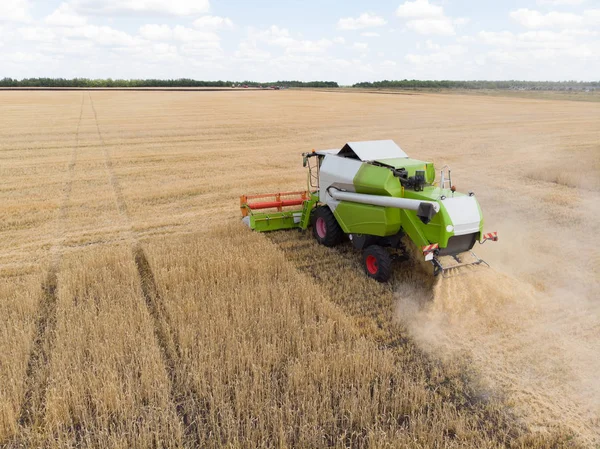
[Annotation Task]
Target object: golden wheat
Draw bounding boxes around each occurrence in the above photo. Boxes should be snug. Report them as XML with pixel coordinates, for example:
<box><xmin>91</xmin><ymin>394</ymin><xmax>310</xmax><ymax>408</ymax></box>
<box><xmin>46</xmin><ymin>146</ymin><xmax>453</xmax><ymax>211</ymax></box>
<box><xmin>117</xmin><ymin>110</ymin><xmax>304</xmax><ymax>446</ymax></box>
<box><xmin>0</xmin><ymin>89</ymin><xmax>598</xmax><ymax>447</ymax></box>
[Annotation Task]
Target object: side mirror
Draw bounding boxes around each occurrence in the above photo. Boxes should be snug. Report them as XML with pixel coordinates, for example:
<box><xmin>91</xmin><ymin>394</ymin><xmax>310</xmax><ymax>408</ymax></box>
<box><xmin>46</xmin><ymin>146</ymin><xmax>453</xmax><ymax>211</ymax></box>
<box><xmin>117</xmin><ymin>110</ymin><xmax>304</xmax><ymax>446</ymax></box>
<box><xmin>303</xmin><ymin>155</ymin><xmax>308</xmax><ymax>167</ymax></box>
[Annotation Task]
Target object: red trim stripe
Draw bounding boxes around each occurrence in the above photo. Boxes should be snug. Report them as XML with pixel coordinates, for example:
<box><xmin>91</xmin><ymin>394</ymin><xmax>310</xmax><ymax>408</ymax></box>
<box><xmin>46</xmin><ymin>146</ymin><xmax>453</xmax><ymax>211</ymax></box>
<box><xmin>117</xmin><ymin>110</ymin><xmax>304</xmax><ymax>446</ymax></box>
<box><xmin>482</xmin><ymin>231</ymin><xmax>498</xmax><ymax>241</ymax></box>
<box><xmin>422</xmin><ymin>243</ymin><xmax>439</xmax><ymax>253</ymax></box>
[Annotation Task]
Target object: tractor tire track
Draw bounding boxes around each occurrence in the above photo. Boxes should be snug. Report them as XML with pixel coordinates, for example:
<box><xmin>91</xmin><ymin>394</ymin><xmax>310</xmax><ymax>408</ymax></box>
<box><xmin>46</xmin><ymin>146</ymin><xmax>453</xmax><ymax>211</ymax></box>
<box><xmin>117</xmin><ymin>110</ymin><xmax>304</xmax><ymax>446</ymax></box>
<box><xmin>18</xmin><ymin>94</ymin><xmax>85</xmax><ymax>429</ymax></box>
<box><xmin>88</xmin><ymin>93</ymin><xmax>201</xmax><ymax>447</ymax></box>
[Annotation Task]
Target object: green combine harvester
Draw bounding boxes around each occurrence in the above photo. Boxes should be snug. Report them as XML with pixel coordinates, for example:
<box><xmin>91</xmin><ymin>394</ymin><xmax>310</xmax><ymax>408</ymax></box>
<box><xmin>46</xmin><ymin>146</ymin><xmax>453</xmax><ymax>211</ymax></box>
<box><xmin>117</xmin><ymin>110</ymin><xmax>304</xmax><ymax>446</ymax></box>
<box><xmin>240</xmin><ymin>140</ymin><xmax>497</xmax><ymax>281</ymax></box>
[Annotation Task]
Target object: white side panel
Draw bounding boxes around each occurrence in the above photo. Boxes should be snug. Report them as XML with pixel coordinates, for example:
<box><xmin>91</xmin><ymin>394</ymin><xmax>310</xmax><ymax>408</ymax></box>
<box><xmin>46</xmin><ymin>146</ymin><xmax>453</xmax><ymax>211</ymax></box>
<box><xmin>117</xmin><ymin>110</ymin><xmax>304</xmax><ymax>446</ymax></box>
<box><xmin>319</xmin><ymin>155</ymin><xmax>362</xmax><ymax>211</ymax></box>
<box><xmin>442</xmin><ymin>196</ymin><xmax>481</xmax><ymax>235</ymax></box>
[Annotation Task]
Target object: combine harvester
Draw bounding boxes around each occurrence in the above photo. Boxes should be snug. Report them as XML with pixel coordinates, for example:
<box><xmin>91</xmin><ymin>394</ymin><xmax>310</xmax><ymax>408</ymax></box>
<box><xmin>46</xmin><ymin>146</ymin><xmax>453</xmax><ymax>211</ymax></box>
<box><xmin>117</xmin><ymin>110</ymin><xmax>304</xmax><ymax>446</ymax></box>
<box><xmin>240</xmin><ymin>140</ymin><xmax>497</xmax><ymax>281</ymax></box>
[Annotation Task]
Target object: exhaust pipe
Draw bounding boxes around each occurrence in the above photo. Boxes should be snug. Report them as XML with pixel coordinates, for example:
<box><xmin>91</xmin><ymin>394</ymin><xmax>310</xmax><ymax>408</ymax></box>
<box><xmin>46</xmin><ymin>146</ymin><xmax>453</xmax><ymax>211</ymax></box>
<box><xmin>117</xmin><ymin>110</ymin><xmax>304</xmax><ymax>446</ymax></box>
<box><xmin>328</xmin><ymin>187</ymin><xmax>439</xmax><ymax>223</ymax></box>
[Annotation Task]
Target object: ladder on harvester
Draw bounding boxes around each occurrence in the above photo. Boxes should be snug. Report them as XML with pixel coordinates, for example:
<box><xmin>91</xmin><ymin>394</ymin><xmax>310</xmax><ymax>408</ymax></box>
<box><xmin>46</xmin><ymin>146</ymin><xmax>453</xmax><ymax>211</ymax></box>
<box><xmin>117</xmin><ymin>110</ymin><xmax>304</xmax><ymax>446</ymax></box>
<box><xmin>299</xmin><ymin>192</ymin><xmax>318</xmax><ymax>230</ymax></box>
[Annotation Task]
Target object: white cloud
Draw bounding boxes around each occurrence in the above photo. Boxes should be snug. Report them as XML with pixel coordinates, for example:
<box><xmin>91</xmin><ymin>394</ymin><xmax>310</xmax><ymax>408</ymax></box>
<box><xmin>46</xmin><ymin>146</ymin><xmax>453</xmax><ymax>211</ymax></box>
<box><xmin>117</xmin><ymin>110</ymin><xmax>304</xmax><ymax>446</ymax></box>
<box><xmin>457</xmin><ymin>35</ymin><xmax>474</xmax><ymax>43</ymax></box>
<box><xmin>396</xmin><ymin>0</ymin><xmax>444</xmax><ymax>18</ymax></box>
<box><xmin>62</xmin><ymin>25</ymin><xmax>141</xmax><ymax>47</ymax></box>
<box><xmin>585</xmin><ymin>9</ymin><xmax>600</xmax><ymax>25</ymax></box>
<box><xmin>254</xmin><ymin>25</ymin><xmax>294</xmax><ymax>47</ymax></box>
<box><xmin>510</xmin><ymin>8</ymin><xmax>583</xmax><ymax>28</ymax></box>
<box><xmin>536</xmin><ymin>0</ymin><xmax>586</xmax><ymax>5</ymax></box>
<box><xmin>4</xmin><ymin>51</ymin><xmax>45</xmax><ymax>63</ymax></box>
<box><xmin>45</xmin><ymin>3</ymin><xmax>88</xmax><ymax>27</ymax></box>
<box><xmin>138</xmin><ymin>24</ymin><xmax>220</xmax><ymax>45</ymax></box>
<box><xmin>406</xmin><ymin>18</ymin><xmax>455</xmax><ymax>35</ymax></box>
<box><xmin>1</xmin><ymin>0</ymin><xmax>598</xmax><ymax>83</ymax></box>
<box><xmin>139</xmin><ymin>24</ymin><xmax>172</xmax><ymax>40</ymax></box>
<box><xmin>172</xmin><ymin>25</ymin><xmax>219</xmax><ymax>44</ymax></box>
<box><xmin>0</xmin><ymin>0</ymin><xmax>31</xmax><ymax>22</ymax></box>
<box><xmin>406</xmin><ymin>44</ymin><xmax>466</xmax><ymax>65</ymax></box>
<box><xmin>71</xmin><ymin>0</ymin><xmax>210</xmax><ymax>16</ymax></box>
<box><xmin>249</xmin><ymin>25</ymin><xmax>331</xmax><ymax>54</ymax></box>
<box><xmin>180</xmin><ymin>41</ymin><xmax>222</xmax><ymax>59</ymax></box>
<box><xmin>475</xmin><ymin>26</ymin><xmax>600</xmax><ymax>79</ymax></box>
<box><xmin>396</xmin><ymin>0</ymin><xmax>456</xmax><ymax>35</ymax></box>
<box><xmin>234</xmin><ymin>41</ymin><xmax>271</xmax><ymax>61</ymax></box>
<box><xmin>18</xmin><ymin>26</ymin><xmax>56</xmax><ymax>41</ymax></box>
<box><xmin>479</xmin><ymin>31</ymin><xmax>515</xmax><ymax>47</ymax></box>
<box><xmin>287</xmin><ymin>39</ymin><xmax>332</xmax><ymax>54</ymax></box>
<box><xmin>337</xmin><ymin>12</ymin><xmax>387</xmax><ymax>30</ymax></box>
<box><xmin>424</xmin><ymin>39</ymin><xmax>440</xmax><ymax>50</ymax></box>
<box><xmin>193</xmin><ymin>16</ymin><xmax>234</xmax><ymax>30</ymax></box>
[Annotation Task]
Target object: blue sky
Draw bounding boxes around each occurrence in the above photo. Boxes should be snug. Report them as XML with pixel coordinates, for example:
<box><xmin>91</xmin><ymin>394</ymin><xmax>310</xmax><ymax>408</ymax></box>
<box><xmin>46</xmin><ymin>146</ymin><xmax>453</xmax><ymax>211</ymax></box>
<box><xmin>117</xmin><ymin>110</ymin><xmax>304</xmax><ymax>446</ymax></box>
<box><xmin>1</xmin><ymin>0</ymin><xmax>598</xmax><ymax>83</ymax></box>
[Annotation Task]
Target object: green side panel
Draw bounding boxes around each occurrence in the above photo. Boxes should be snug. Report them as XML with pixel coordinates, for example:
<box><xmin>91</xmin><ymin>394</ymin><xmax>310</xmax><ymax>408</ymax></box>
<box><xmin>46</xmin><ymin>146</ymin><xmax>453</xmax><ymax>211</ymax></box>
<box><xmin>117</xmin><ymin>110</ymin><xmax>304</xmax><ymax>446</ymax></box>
<box><xmin>352</xmin><ymin>164</ymin><xmax>403</xmax><ymax>196</ymax></box>
<box><xmin>402</xmin><ymin>187</ymin><xmax>455</xmax><ymax>248</ymax></box>
<box><xmin>333</xmin><ymin>202</ymin><xmax>401</xmax><ymax>236</ymax></box>
<box><xmin>398</xmin><ymin>209</ymin><xmax>429</xmax><ymax>247</ymax></box>
<box><xmin>425</xmin><ymin>163</ymin><xmax>435</xmax><ymax>184</ymax></box>
<box><xmin>249</xmin><ymin>210</ymin><xmax>303</xmax><ymax>232</ymax></box>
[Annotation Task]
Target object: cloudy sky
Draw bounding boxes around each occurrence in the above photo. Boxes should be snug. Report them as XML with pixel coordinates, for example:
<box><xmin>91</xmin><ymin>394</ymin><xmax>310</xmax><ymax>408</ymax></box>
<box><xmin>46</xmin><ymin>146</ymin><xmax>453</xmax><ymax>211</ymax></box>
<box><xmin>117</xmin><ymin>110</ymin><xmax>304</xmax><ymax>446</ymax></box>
<box><xmin>1</xmin><ymin>0</ymin><xmax>598</xmax><ymax>84</ymax></box>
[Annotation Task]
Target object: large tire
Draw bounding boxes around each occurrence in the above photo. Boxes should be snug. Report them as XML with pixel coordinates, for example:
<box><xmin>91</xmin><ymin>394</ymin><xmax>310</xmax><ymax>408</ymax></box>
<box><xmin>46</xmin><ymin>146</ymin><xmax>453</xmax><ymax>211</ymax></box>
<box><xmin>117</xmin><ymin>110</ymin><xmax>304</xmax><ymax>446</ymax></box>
<box><xmin>363</xmin><ymin>245</ymin><xmax>392</xmax><ymax>282</ymax></box>
<box><xmin>312</xmin><ymin>206</ymin><xmax>343</xmax><ymax>247</ymax></box>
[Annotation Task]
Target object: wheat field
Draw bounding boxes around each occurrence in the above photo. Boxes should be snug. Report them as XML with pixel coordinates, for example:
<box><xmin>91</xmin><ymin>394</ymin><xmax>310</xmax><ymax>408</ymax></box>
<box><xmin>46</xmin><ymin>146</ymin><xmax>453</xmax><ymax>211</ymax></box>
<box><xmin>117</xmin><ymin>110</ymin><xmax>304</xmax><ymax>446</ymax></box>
<box><xmin>0</xmin><ymin>89</ymin><xmax>598</xmax><ymax>448</ymax></box>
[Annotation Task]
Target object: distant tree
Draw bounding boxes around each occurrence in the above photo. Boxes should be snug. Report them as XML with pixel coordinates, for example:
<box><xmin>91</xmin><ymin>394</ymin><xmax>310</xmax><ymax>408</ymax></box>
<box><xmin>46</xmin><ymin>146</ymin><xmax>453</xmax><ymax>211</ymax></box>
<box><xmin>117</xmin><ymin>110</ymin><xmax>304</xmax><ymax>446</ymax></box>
<box><xmin>350</xmin><ymin>79</ymin><xmax>599</xmax><ymax>91</ymax></box>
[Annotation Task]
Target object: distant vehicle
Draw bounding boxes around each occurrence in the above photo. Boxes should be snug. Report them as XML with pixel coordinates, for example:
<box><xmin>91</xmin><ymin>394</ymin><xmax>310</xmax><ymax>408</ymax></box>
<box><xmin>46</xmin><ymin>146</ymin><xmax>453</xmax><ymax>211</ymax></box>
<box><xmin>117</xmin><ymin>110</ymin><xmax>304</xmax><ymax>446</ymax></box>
<box><xmin>242</xmin><ymin>84</ymin><xmax>248</xmax><ymax>88</ymax></box>
<box><xmin>270</xmin><ymin>86</ymin><xmax>280</xmax><ymax>90</ymax></box>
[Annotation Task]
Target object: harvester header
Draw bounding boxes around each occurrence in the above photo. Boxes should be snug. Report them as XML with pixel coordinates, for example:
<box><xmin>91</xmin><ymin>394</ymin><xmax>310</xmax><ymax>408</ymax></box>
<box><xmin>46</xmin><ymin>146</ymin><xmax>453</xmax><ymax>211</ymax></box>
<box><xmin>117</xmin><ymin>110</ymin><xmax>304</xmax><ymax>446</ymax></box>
<box><xmin>240</xmin><ymin>140</ymin><xmax>497</xmax><ymax>281</ymax></box>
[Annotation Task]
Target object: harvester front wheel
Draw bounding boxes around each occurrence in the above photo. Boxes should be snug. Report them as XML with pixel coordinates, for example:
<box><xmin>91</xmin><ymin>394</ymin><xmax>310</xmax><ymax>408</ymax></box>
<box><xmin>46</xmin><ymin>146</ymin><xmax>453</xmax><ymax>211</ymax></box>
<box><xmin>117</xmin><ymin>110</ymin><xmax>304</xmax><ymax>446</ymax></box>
<box><xmin>363</xmin><ymin>245</ymin><xmax>392</xmax><ymax>282</ymax></box>
<box><xmin>312</xmin><ymin>206</ymin><xmax>343</xmax><ymax>247</ymax></box>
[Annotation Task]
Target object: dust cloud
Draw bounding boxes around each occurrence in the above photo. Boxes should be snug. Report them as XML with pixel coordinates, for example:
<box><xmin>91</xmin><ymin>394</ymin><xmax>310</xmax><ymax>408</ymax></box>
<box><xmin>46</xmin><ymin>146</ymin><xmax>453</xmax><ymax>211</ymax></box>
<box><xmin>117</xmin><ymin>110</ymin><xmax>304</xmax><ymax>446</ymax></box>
<box><xmin>395</xmin><ymin>190</ymin><xmax>600</xmax><ymax>445</ymax></box>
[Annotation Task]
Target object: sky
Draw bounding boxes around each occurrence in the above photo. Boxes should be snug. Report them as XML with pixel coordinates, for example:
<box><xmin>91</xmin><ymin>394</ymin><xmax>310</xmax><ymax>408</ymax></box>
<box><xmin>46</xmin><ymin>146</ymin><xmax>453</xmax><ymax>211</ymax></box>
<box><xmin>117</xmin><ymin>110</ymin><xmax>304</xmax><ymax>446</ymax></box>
<box><xmin>0</xmin><ymin>0</ymin><xmax>599</xmax><ymax>84</ymax></box>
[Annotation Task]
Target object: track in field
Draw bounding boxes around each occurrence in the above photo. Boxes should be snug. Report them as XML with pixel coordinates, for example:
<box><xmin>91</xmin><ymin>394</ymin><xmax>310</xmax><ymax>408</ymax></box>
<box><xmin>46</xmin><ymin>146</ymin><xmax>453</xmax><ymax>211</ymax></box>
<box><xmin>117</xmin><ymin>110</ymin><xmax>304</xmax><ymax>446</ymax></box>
<box><xmin>18</xmin><ymin>94</ymin><xmax>85</xmax><ymax>430</ymax></box>
<box><xmin>88</xmin><ymin>93</ymin><xmax>202</xmax><ymax>446</ymax></box>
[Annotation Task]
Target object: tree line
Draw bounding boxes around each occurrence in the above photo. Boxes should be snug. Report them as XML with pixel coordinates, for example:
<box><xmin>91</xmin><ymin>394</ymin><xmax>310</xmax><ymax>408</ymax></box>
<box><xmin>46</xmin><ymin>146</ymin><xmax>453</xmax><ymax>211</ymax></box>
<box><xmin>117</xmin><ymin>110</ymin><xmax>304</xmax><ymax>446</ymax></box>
<box><xmin>0</xmin><ymin>78</ymin><xmax>339</xmax><ymax>88</ymax></box>
<box><xmin>351</xmin><ymin>79</ymin><xmax>599</xmax><ymax>90</ymax></box>
<box><xmin>2</xmin><ymin>78</ymin><xmax>597</xmax><ymax>90</ymax></box>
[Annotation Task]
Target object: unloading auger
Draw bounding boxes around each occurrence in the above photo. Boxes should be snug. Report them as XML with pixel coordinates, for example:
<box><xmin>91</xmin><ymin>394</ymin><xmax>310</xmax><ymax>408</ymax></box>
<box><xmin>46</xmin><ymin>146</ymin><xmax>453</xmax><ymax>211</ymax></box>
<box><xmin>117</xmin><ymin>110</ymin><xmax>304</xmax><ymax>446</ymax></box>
<box><xmin>240</xmin><ymin>140</ymin><xmax>497</xmax><ymax>281</ymax></box>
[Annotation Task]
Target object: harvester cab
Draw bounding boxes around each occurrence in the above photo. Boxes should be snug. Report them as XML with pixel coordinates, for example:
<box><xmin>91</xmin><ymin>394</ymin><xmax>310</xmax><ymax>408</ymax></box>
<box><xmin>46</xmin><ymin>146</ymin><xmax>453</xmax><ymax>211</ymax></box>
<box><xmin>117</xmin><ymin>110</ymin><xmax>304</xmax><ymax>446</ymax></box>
<box><xmin>240</xmin><ymin>140</ymin><xmax>497</xmax><ymax>281</ymax></box>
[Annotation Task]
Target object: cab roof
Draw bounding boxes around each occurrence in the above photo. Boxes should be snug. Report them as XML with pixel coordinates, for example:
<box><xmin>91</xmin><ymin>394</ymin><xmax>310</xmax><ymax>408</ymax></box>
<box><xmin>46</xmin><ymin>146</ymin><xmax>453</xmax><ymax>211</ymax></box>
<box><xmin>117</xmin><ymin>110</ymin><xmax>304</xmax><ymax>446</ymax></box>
<box><xmin>315</xmin><ymin>140</ymin><xmax>408</xmax><ymax>161</ymax></box>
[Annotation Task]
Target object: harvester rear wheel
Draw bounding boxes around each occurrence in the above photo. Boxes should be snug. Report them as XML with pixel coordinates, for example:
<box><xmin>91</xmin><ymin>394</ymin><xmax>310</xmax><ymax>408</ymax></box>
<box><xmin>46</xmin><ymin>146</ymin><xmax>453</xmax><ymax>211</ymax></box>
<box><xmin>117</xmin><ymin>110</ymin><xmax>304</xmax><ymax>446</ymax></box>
<box><xmin>363</xmin><ymin>245</ymin><xmax>392</xmax><ymax>282</ymax></box>
<box><xmin>312</xmin><ymin>206</ymin><xmax>343</xmax><ymax>247</ymax></box>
